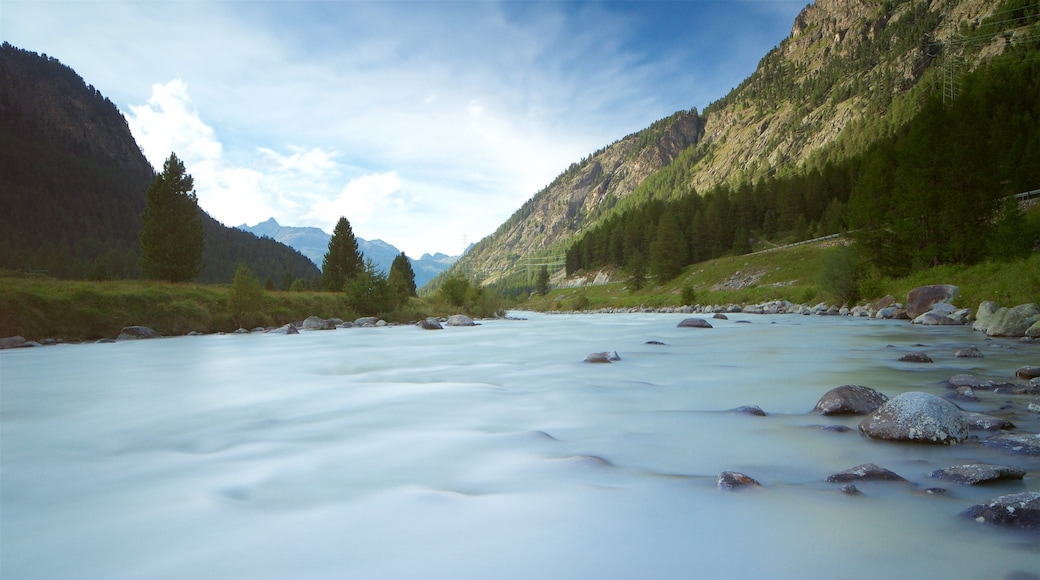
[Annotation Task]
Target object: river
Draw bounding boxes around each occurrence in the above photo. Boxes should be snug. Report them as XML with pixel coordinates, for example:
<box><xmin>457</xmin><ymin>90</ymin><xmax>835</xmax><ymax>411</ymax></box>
<box><xmin>2</xmin><ymin>312</ymin><xmax>1037</xmax><ymax>579</ymax></box>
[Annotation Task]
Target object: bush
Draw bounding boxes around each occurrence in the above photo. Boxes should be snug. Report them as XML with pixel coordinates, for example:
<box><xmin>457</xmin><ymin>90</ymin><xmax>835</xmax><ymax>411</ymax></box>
<box><xmin>818</xmin><ymin>245</ymin><xmax>862</xmax><ymax>305</ymax></box>
<box><xmin>680</xmin><ymin>283</ymin><xmax>697</xmax><ymax>306</ymax></box>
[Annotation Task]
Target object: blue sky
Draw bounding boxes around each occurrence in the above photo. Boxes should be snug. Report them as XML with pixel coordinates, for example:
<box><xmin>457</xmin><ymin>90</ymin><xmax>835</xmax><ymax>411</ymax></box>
<box><xmin>4</xmin><ymin>1</ymin><xmax>806</xmax><ymax>257</ymax></box>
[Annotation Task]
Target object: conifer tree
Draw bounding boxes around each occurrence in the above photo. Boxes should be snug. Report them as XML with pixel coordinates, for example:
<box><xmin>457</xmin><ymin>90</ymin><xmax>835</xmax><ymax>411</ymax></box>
<box><xmin>535</xmin><ymin>265</ymin><xmax>550</xmax><ymax>296</ymax></box>
<box><xmin>139</xmin><ymin>153</ymin><xmax>204</xmax><ymax>282</ymax></box>
<box><xmin>649</xmin><ymin>214</ymin><xmax>684</xmax><ymax>282</ymax></box>
<box><xmin>321</xmin><ymin>216</ymin><xmax>363</xmax><ymax>291</ymax></box>
<box><xmin>388</xmin><ymin>252</ymin><xmax>417</xmax><ymax>302</ymax></box>
<box><xmin>228</xmin><ymin>262</ymin><xmax>263</xmax><ymax>326</ymax></box>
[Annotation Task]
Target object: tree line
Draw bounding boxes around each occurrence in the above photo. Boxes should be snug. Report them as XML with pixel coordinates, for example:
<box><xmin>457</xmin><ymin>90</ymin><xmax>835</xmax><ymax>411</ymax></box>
<box><xmin>566</xmin><ymin>46</ymin><xmax>1040</xmax><ymax>285</ymax></box>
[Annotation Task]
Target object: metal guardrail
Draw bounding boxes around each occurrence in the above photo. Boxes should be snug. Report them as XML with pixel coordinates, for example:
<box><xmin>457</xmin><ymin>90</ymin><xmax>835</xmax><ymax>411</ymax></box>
<box><xmin>1013</xmin><ymin>188</ymin><xmax>1040</xmax><ymax>201</ymax></box>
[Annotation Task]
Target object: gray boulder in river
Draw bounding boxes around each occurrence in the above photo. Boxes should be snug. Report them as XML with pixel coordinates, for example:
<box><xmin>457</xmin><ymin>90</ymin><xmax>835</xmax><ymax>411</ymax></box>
<box><xmin>445</xmin><ymin>314</ymin><xmax>476</xmax><ymax>326</ymax></box>
<box><xmin>117</xmin><ymin>326</ymin><xmax>161</xmax><ymax>340</ymax></box>
<box><xmin>858</xmin><ymin>392</ymin><xmax>968</xmax><ymax>444</ymax></box>
<box><xmin>677</xmin><ymin>318</ymin><xmax>713</xmax><ymax>328</ymax></box>
<box><xmin>825</xmin><ymin>463</ymin><xmax>906</xmax><ymax>483</ymax></box>
<box><xmin>929</xmin><ymin>464</ymin><xmax>1026</xmax><ymax>485</ymax></box>
<box><xmin>960</xmin><ymin>492</ymin><xmax>1040</xmax><ymax>530</ymax></box>
<box><xmin>813</xmin><ymin>385</ymin><xmax>889</xmax><ymax>415</ymax></box>
<box><xmin>717</xmin><ymin>471</ymin><xmax>761</xmax><ymax>490</ymax></box>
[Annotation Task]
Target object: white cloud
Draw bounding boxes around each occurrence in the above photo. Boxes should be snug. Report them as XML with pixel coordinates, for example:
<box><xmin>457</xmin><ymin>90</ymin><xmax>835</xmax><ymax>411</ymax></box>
<box><xmin>302</xmin><ymin>172</ymin><xmax>408</xmax><ymax>233</ymax></box>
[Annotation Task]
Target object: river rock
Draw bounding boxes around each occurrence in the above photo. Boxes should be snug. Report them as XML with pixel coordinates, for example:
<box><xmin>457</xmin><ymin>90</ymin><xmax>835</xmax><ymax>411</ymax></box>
<box><xmin>962</xmin><ymin>411</ymin><xmax>1014</xmax><ymax>431</ymax></box>
<box><xmin>117</xmin><ymin>326</ymin><xmax>161</xmax><ymax>340</ymax></box>
<box><xmin>981</xmin><ymin>432</ymin><xmax>1040</xmax><ymax>456</ymax></box>
<box><xmin>875</xmin><ymin>306</ymin><xmax>903</xmax><ymax>320</ymax></box>
<box><xmin>946</xmin><ymin>387</ymin><xmax>979</xmax><ymax>403</ymax></box>
<box><xmin>265</xmin><ymin>324</ymin><xmax>299</xmax><ymax>335</ymax></box>
<box><xmin>584</xmin><ymin>351</ymin><xmax>620</xmax><ymax>363</ymax></box>
<box><xmin>974</xmin><ymin>302</ymin><xmax>1040</xmax><ymax>337</ymax></box>
<box><xmin>418</xmin><ymin>318</ymin><xmax>443</xmax><ymax>330</ymax></box>
<box><xmin>1017</xmin><ymin>366</ymin><xmax>1040</xmax><ymax>380</ymax></box>
<box><xmin>354</xmin><ymin>316</ymin><xmax>379</xmax><ymax>327</ymax></box>
<box><xmin>0</xmin><ymin>336</ymin><xmax>28</xmax><ymax>349</ymax></box>
<box><xmin>912</xmin><ymin>311</ymin><xmax>964</xmax><ymax>326</ymax></box>
<box><xmin>445</xmin><ymin>314</ymin><xmax>476</xmax><ymax>326</ymax></box>
<box><xmin>825</xmin><ymin>463</ymin><xmax>907</xmax><ymax>483</ymax></box>
<box><xmin>953</xmin><ymin>345</ymin><xmax>983</xmax><ymax>358</ymax></box>
<box><xmin>813</xmin><ymin>385</ymin><xmax>889</xmax><ymax>415</ymax></box>
<box><xmin>302</xmin><ymin>316</ymin><xmax>337</xmax><ymax>330</ymax></box>
<box><xmin>960</xmin><ymin>492</ymin><xmax>1040</xmax><ymax>530</ymax></box>
<box><xmin>732</xmin><ymin>405</ymin><xmax>766</xmax><ymax>416</ymax></box>
<box><xmin>713</xmin><ymin>313</ymin><xmax>729</xmax><ymax>320</ymax></box>
<box><xmin>929</xmin><ymin>464</ymin><xmax>1026</xmax><ymax>485</ymax></box>
<box><xmin>898</xmin><ymin>352</ymin><xmax>933</xmax><ymax>363</ymax></box>
<box><xmin>717</xmin><ymin>471</ymin><xmax>761</xmax><ymax>490</ymax></box>
<box><xmin>906</xmin><ymin>284</ymin><xmax>958</xmax><ymax>319</ymax></box>
<box><xmin>858</xmin><ymin>392</ymin><xmax>969</xmax><ymax>444</ymax></box>
<box><xmin>677</xmin><ymin>317</ymin><xmax>713</xmax><ymax>328</ymax></box>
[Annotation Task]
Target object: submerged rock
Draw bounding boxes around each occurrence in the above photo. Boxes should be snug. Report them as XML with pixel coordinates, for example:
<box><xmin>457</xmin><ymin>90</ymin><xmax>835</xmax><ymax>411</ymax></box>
<box><xmin>981</xmin><ymin>432</ymin><xmax>1040</xmax><ymax>456</ymax></box>
<box><xmin>677</xmin><ymin>317</ymin><xmax>713</xmax><ymax>328</ymax></box>
<box><xmin>584</xmin><ymin>351</ymin><xmax>620</xmax><ymax>363</ymax></box>
<box><xmin>813</xmin><ymin>385</ymin><xmax>889</xmax><ymax>415</ymax></box>
<box><xmin>264</xmin><ymin>324</ymin><xmax>299</xmax><ymax>335</ymax></box>
<box><xmin>961</xmin><ymin>411</ymin><xmax>1014</xmax><ymax>431</ymax></box>
<box><xmin>960</xmin><ymin>492</ymin><xmax>1040</xmax><ymax>530</ymax></box>
<box><xmin>825</xmin><ymin>463</ymin><xmax>906</xmax><ymax>483</ymax></box>
<box><xmin>899</xmin><ymin>352</ymin><xmax>933</xmax><ymax>363</ymax></box>
<box><xmin>929</xmin><ymin>464</ymin><xmax>1026</xmax><ymax>485</ymax></box>
<box><xmin>717</xmin><ymin>471</ymin><xmax>761</xmax><ymax>490</ymax></box>
<box><xmin>117</xmin><ymin>326</ymin><xmax>161</xmax><ymax>340</ymax></box>
<box><xmin>858</xmin><ymin>392</ymin><xmax>968</xmax><ymax>444</ymax></box>
<box><xmin>732</xmin><ymin>405</ymin><xmax>766</xmax><ymax>416</ymax></box>
<box><xmin>954</xmin><ymin>345</ymin><xmax>984</xmax><ymax>358</ymax></box>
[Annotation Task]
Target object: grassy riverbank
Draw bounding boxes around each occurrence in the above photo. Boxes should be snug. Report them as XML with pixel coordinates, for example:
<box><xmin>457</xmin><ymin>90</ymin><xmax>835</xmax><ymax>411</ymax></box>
<box><xmin>523</xmin><ymin>246</ymin><xmax>1040</xmax><ymax>313</ymax></box>
<box><xmin>2</xmin><ymin>245</ymin><xmax>1038</xmax><ymax>342</ymax></box>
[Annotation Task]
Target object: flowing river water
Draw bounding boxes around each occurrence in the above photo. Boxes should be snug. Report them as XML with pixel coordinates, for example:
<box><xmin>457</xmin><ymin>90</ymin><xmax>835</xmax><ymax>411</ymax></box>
<box><xmin>2</xmin><ymin>312</ymin><xmax>1038</xmax><ymax>579</ymax></box>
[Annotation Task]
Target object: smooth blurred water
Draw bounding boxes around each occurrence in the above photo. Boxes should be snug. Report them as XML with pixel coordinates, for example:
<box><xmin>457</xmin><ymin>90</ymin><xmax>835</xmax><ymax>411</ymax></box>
<box><xmin>2</xmin><ymin>312</ymin><xmax>1038</xmax><ymax>579</ymax></box>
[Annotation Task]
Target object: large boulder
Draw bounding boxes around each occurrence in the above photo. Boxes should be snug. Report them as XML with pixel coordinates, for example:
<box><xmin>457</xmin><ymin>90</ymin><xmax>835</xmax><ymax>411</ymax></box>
<box><xmin>973</xmin><ymin>302</ymin><xmax>1040</xmax><ymax>337</ymax></box>
<box><xmin>117</xmin><ymin>326</ymin><xmax>161</xmax><ymax>340</ymax></box>
<box><xmin>445</xmin><ymin>314</ymin><xmax>476</xmax><ymax>327</ymax></box>
<box><xmin>813</xmin><ymin>385</ymin><xmax>889</xmax><ymax>415</ymax></box>
<box><xmin>960</xmin><ymin>492</ymin><xmax>1040</xmax><ymax>530</ymax></box>
<box><xmin>354</xmin><ymin>316</ymin><xmax>379</xmax><ymax>327</ymax></box>
<box><xmin>858</xmin><ymin>392</ymin><xmax>969</xmax><ymax>444</ymax></box>
<box><xmin>584</xmin><ymin>351</ymin><xmax>620</xmax><ymax>363</ymax></box>
<box><xmin>906</xmin><ymin>284</ymin><xmax>958</xmax><ymax>319</ymax></box>
<box><xmin>677</xmin><ymin>317</ymin><xmax>713</xmax><ymax>328</ymax></box>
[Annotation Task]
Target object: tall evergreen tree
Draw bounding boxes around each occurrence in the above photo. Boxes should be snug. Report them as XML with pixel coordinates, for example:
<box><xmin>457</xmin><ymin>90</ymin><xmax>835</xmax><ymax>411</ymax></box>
<box><xmin>649</xmin><ymin>214</ymin><xmax>684</xmax><ymax>282</ymax></box>
<box><xmin>139</xmin><ymin>153</ymin><xmax>204</xmax><ymax>282</ymax></box>
<box><xmin>387</xmin><ymin>252</ymin><xmax>417</xmax><ymax>302</ymax></box>
<box><xmin>535</xmin><ymin>265</ymin><xmax>550</xmax><ymax>296</ymax></box>
<box><xmin>321</xmin><ymin>216</ymin><xmax>363</xmax><ymax>291</ymax></box>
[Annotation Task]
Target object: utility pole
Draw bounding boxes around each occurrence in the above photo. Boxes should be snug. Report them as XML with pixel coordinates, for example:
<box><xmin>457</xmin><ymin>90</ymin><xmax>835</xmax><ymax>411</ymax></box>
<box><xmin>942</xmin><ymin>31</ymin><xmax>962</xmax><ymax>105</ymax></box>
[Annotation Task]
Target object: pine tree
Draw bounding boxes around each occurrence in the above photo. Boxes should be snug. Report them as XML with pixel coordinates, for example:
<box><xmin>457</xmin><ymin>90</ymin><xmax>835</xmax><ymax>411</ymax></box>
<box><xmin>321</xmin><ymin>216</ymin><xmax>363</xmax><ymax>291</ymax></box>
<box><xmin>649</xmin><ymin>214</ymin><xmax>684</xmax><ymax>282</ymax></box>
<box><xmin>387</xmin><ymin>252</ymin><xmax>417</xmax><ymax>303</ymax></box>
<box><xmin>535</xmin><ymin>265</ymin><xmax>550</xmax><ymax>296</ymax></box>
<box><xmin>139</xmin><ymin>153</ymin><xmax>204</xmax><ymax>282</ymax></box>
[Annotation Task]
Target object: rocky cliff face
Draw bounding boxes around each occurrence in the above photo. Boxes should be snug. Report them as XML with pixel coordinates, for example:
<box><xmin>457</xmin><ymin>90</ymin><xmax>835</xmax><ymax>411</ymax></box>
<box><xmin>462</xmin><ymin>110</ymin><xmax>702</xmax><ymax>283</ymax></box>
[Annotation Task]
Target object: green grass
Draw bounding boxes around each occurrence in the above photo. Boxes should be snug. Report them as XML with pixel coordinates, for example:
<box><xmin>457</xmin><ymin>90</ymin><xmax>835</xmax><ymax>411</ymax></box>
<box><xmin>523</xmin><ymin>242</ymin><xmax>1040</xmax><ymax>314</ymax></box>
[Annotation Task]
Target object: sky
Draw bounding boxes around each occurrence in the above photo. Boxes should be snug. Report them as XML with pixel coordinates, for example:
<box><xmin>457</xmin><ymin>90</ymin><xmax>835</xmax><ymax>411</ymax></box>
<box><xmin>3</xmin><ymin>0</ymin><xmax>807</xmax><ymax>257</ymax></box>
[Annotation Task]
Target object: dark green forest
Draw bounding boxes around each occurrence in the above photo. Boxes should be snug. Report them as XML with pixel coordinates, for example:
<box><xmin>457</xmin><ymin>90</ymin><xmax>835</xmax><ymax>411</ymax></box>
<box><xmin>565</xmin><ymin>46</ymin><xmax>1040</xmax><ymax>283</ymax></box>
<box><xmin>0</xmin><ymin>43</ymin><xmax>320</xmax><ymax>287</ymax></box>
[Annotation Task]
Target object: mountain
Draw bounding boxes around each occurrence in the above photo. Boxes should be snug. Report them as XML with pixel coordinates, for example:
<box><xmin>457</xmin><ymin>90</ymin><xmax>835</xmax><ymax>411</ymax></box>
<box><xmin>0</xmin><ymin>43</ymin><xmax>319</xmax><ymax>286</ymax></box>
<box><xmin>237</xmin><ymin>218</ymin><xmax>459</xmax><ymax>288</ymax></box>
<box><xmin>450</xmin><ymin>0</ymin><xmax>1028</xmax><ymax>290</ymax></box>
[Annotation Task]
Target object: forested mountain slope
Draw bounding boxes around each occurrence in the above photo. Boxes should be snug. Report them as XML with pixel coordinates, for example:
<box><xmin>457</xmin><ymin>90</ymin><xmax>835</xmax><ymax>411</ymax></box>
<box><xmin>450</xmin><ymin>0</ymin><xmax>1035</xmax><ymax>293</ymax></box>
<box><xmin>0</xmin><ymin>43</ymin><xmax>319</xmax><ymax>286</ymax></box>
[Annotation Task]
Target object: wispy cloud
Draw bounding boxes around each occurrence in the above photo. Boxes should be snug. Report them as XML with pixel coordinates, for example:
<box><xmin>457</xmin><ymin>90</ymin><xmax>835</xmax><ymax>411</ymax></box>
<box><xmin>4</xmin><ymin>0</ymin><xmax>805</xmax><ymax>256</ymax></box>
